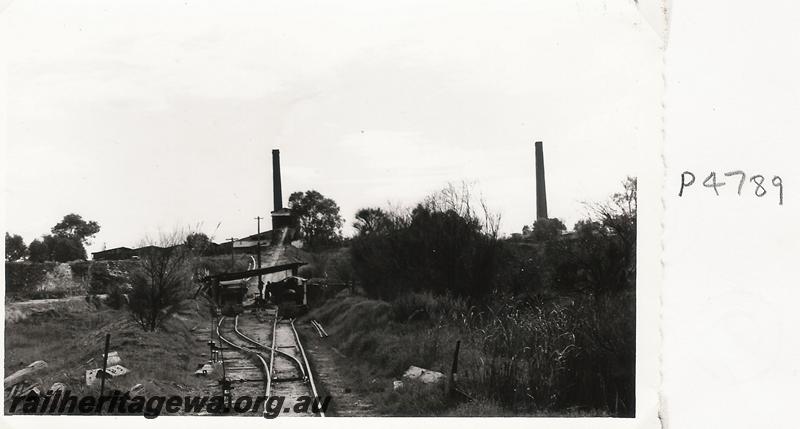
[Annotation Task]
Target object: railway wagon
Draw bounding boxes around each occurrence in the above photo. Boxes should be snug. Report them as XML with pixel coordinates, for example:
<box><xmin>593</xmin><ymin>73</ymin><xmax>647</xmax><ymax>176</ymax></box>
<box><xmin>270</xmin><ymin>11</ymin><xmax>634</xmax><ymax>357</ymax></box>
<box><xmin>268</xmin><ymin>276</ymin><xmax>306</xmax><ymax>304</ymax></box>
<box><xmin>268</xmin><ymin>275</ymin><xmax>308</xmax><ymax>316</ymax></box>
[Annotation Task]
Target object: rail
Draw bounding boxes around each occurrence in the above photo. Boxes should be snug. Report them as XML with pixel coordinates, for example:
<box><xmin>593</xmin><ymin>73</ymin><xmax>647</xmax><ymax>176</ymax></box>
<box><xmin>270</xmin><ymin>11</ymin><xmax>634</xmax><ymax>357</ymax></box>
<box><xmin>215</xmin><ymin>317</ymin><xmax>271</xmax><ymax>416</ymax></box>
<box><xmin>233</xmin><ymin>315</ymin><xmax>306</xmax><ymax>379</ymax></box>
<box><xmin>216</xmin><ymin>312</ymin><xmax>325</xmax><ymax>417</ymax></box>
<box><xmin>291</xmin><ymin>318</ymin><xmax>325</xmax><ymax>417</ymax></box>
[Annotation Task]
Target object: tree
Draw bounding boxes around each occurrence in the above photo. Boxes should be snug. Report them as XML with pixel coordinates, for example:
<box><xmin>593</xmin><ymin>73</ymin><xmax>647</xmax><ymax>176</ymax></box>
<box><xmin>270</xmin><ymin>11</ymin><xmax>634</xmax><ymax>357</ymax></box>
<box><xmin>288</xmin><ymin>190</ymin><xmax>344</xmax><ymax>249</ymax></box>
<box><xmin>26</xmin><ymin>214</ymin><xmax>101</xmax><ymax>262</ymax></box>
<box><xmin>530</xmin><ymin>217</ymin><xmax>566</xmax><ymax>241</ymax></box>
<box><xmin>47</xmin><ymin>235</ymin><xmax>87</xmax><ymax>262</ymax></box>
<box><xmin>51</xmin><ymin>213</ymin><xmax>100</xmax><ymax>244</ymax></box>
<box><xmin>128</xmin><ymin>231</ymin><xmax>193</xmax><ymax>331</ymax></box>
<box><xmin>585</xmin><ymin>176</ymin><xmax>637</xmax><ymax>288</ymax></box>
<box><xmin>28</xmin><ymin>238</ymin><xmax>49</xmax><ymax>262</ymax></box>
<box><xmin>184</xmin><ymin>232</ymin><xmax>212</xmax><ymax>255</ymax></box>
<box><xmin>27</xmin><ymin>234</ymin><xmax>87</xmax><ymax>263</ymax></box>
<box><xmin>568</xmin><ymin>219</ymin><xmax>625</xmax><ymax>293</ymax></box>
<box><xmin>353</xmin><ymin>207</ymin><xmax>402</xmax><ymax>236</ymax></box>
<box><xmin>5</xmin><ymin>233</ymin><xmax>28</xmax><ymax>261</ymax></box>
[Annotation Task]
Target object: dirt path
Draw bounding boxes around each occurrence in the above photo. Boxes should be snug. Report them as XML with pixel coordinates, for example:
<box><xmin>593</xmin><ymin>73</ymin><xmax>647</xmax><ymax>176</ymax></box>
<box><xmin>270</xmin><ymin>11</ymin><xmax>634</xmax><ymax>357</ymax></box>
<box><xmin>297</xmin><ymin>323</ymin><xmax>377</xmax><ymax>416</ymax></box>
<box><xmin>5</xmin><ymin>295</ymin><xmax>102</xmax><ymax>323</ymax></box>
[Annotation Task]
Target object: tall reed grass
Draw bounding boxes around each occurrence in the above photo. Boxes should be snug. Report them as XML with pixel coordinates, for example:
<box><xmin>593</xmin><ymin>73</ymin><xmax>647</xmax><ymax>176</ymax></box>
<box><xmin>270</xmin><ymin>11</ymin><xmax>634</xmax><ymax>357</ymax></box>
<box><xmin>308</xmin><ymin>290</ymin><xmax>633</xmax><ymax>416</ymax></box>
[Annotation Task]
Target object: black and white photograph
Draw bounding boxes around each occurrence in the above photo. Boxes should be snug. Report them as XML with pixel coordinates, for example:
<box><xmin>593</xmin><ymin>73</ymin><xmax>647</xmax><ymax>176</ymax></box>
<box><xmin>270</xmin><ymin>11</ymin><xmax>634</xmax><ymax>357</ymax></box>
<box><xmin>1</xmin><ymin>0</ymin><xmax>664</xmax><ymax>424</ymax></box>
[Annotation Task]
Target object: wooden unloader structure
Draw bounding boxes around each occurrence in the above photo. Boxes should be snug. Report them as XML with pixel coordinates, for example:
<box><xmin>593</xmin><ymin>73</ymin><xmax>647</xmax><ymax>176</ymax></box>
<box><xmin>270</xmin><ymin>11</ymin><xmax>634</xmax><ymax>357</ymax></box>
<box><xmin>197</xmin><ymin>261</ymin><xmax>307</xmax><ymax>314</ymax></box>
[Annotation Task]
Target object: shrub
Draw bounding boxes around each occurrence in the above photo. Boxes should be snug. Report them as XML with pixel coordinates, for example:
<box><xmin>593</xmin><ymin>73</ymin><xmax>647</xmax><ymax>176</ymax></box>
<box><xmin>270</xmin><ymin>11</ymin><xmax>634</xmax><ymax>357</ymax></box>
<box><xmin>85</xmin><ymin>262</ymin><xmax>127</xmax><ymax>294</ymax></box>
<box><xmin>351</xmin><ymin>201</ymin><xmax>502</xmax><ymax>300</ymax></box>
<box><xmin>106</xmin><ymin>284</ymin><xmax>128</xmax><ymax>309</ymax></box>
<box><xmin>329</xmin><ymin>254</ymin><xmax>355</xmax><ymax>284</ymax></box>
<box><xmin>299</xmin><ymin>252</ymin><xmax>329</xmax><ymax>279</ymax></box>
<box><xmin>5</xmin><ymin>262</ymin><xmax>55</xmax><ymax>295</ymax></box>
<box><xmin>128</xmin><ymin>235</ymin><xmax>193</xmax><ymax>331</ymax></box>
<box><xmin>69</xmin><ymin>261</ymin><xmax>91</xmax><ymax>286</ymax></box>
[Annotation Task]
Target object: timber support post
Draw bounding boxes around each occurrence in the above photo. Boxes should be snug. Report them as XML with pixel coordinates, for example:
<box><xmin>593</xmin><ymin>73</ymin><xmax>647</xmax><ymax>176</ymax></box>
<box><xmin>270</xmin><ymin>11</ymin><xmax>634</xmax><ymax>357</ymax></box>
<box><xmin>99</xmin><ymin>333</ymin><xmax>111</xmax><ymax>408</ymax></box>
<box><xmin>445</xmin><ymin>340</ymin><xmax>461</xmax><ymax>397</ymax></box>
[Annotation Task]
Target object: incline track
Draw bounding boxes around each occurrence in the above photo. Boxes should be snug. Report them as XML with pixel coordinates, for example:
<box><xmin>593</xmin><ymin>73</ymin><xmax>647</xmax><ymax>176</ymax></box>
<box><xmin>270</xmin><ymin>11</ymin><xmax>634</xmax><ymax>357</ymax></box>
<box><xmin>215</xmin><ymin>309</ymin><xmax>325</xmax><ymax>417</ymax></box>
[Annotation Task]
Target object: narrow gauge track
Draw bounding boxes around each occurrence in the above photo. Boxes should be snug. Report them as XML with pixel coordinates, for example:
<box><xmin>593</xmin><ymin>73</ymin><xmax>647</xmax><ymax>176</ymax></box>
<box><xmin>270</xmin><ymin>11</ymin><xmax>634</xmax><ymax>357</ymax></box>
<box><xmin>216</xmin><ymin>311</ymin><xmax>325</xmax><ymax>417</ymax></box>
<box><xmin>215</xmin><ymin>316</ymin><xmax>271</xmax><ymax>416</ymax></box>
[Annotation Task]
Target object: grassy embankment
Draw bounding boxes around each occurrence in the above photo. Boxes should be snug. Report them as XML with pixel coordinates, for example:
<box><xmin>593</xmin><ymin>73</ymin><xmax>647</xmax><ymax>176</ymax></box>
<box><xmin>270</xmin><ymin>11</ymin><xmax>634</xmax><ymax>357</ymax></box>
<box><xmin>305</xmin><ymin>290</ymin><xmax>617</xmax><ymax>417</ymax></box>
<box><xmin>4</xmin><ymin>298</ymin><xmax>213</xmax><ymax>413</ymax></box>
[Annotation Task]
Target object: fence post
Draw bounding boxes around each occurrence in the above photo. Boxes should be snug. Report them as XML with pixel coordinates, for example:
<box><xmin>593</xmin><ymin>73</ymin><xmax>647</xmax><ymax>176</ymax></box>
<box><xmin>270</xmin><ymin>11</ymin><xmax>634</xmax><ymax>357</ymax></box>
<box><xmin>446</xmin><ymin>340</ymin><xmax>461</xmax><ymax>397</ymax></box>
<box><xmin>99</xmin><ymin>333</ymin><xmax>111</xmax><ymax>410</ymax></box>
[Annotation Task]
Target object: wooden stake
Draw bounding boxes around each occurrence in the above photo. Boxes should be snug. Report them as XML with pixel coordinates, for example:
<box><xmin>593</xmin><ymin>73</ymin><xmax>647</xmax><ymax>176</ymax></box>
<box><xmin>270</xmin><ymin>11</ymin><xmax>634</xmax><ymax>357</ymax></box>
<box><xmin>99</xmin><ymin>333</ymin><xmax>111</xmax><ymax>408</ymax></box>
<box><xmin>446</xmin><ymin>340</ymin><xmax>461</xmax><ymax>397</ymax></box>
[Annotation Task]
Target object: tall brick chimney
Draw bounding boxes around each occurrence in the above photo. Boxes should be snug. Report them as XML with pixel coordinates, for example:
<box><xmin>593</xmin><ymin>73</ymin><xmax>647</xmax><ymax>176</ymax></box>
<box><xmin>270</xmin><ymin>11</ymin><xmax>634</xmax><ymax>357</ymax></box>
<box><xmin>272</xmin><ymin>149</ymin><xmax>283</xmax><ymax>211</ymax></box>
<box><xmin>535</xmin><ymin>141</ymin><xmax>548</xmax><ymax>219</ymax></box>
<box><xmin>271</xmin><ymin>149</ymin><xmax>293</xmax><ymax>231</ymax></box>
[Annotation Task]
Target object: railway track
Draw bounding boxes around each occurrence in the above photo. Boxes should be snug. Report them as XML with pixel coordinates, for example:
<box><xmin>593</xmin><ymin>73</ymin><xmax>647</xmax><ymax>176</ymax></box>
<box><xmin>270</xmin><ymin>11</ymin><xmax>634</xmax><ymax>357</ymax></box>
<box><xmin>215</xmin><ymin>309</ymin><xmax>326</xmax><ymax>417</ymax></box>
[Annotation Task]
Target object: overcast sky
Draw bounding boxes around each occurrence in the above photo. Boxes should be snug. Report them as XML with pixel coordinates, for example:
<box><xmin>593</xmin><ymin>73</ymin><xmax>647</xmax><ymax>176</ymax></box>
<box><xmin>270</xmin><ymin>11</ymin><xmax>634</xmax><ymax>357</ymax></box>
<box><xmin>2</xmin><ymin>0</ymin><xmax>663</xmax><ymax>254</ymax></box>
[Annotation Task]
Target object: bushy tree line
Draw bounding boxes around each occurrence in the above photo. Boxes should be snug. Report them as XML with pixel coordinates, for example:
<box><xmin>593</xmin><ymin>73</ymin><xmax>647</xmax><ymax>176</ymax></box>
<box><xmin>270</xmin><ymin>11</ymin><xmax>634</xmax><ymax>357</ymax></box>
<box><xmin>347</xmin><ymin>177</ymin><xmax>635</xmax><ymax>301</ymax></box>
<box><xmin>5</xmin><ymin>213</ymin><xmax>100</xmax><ymax>263</ymax></box>
<box><xmin>351</xmin><ymin>183</ymin><xmax>503</xmax><ymax>299</ymax></box>
<box><xmin>518</xmin><ymin>177</ymin><xmax>637</xmax><ymax>297</ymax></box>
<box><xmin>346</xmin><ymin>177</ymin><xmax>637</xmax><ymax>416</ymax></box>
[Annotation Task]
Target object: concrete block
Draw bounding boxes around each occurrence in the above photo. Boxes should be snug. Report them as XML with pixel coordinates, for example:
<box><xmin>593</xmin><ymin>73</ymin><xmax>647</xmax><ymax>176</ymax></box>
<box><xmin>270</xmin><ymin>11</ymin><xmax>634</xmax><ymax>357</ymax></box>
<box><xmin>402</xmin><ymin>365</ymin><xmax>445</xmax><ymax>384</ymax></box>
<box><xmin>194</xmin><ymin>362</ymin><xmax>215</xmax><ymax>376</ymax></box>
<box><xmin>105</xmin><ymin>365</ymin><xmax>129</xmax><ymax>377</ymax></box>
<box><xmin>85</xmin><ymin>364</ymin><xmax>129</xmax><ymax>386</ymax></box>
<box><xmin>105</xmin><ymin>351</ymin><xmax>121</xmax><ymax>366</ymax></box>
